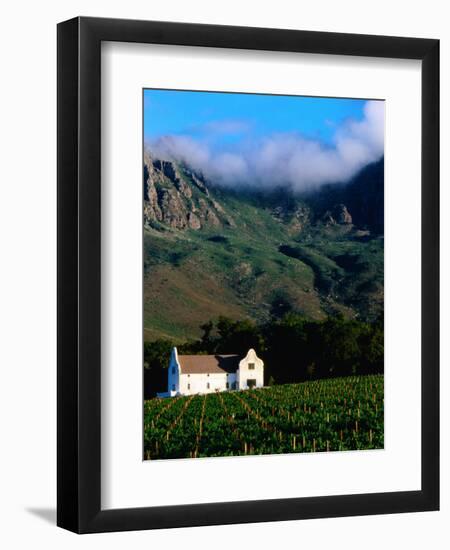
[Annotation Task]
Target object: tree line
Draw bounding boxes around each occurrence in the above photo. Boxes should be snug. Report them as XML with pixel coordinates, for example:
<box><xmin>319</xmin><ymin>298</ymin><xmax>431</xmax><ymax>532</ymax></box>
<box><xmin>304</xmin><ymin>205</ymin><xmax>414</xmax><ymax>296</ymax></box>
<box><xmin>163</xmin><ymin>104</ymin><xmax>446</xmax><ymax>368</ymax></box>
<box><xmin>144</xmin><ymin>313</ymin><xmax>383</xmax><ymax>398</ymax></box>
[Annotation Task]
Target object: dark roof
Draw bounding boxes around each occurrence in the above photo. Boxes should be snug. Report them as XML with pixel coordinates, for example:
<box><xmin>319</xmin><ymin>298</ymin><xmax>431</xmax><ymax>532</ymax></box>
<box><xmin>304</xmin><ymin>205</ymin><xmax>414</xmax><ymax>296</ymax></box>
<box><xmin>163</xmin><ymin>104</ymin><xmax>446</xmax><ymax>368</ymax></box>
<box><xmin>178</xmin><ymin>354</ymin><xmax>240</xmax><ymax>374</ymax></box>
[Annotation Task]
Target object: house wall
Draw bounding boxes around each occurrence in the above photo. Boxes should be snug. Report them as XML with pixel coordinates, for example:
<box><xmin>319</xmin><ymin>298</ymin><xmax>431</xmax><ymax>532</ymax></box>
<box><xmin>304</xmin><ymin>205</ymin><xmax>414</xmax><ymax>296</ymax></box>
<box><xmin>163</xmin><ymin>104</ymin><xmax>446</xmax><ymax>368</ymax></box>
<box><xmin>237</xmin><ymin>349</ymin><xmax>264</xmax><ymax>389</ymax></box>
<box><xmin>167</xmin><ymin>348</ymin><xmax>180</xmax><ymax>397</ymax></box>
<box><xmin>179</xmin><ymin>372</ymin><xmax>237</xmax><ymax>395</ymax></box>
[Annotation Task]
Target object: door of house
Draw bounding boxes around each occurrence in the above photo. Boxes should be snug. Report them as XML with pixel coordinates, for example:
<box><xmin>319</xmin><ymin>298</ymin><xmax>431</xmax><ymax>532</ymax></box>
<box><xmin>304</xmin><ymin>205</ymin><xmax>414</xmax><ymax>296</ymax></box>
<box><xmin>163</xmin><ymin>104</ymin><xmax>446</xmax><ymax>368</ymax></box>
<box><xmin>247</xmin><ymin>379</ymin><xmax>256</xmax><ymax>389</ymax></box>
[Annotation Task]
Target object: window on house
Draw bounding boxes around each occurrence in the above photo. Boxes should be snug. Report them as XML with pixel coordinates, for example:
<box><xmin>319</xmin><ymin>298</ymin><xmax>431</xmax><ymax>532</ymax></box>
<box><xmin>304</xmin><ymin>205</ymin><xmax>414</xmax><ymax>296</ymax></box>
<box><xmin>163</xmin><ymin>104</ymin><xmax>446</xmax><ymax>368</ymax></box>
<box><xmin>172</xmin><ymin>384</ymin><xmax>175</xmax><ymax>391</ymax></box>
<box><xmin>207</xmin><ymin>383</ymin><xmax>210</xmax><ymax>389</ymax></box>
<box><xmin>226</xmin><ymin>382</ymin><xmax>229</xmax><ymax>389</ymax></box>
<box><xmin>247</xmin><ymin>379</ymin><xmax>256</xmax><ymax>389</ymax></box>
<box><xmin>187</xmin><ymin>383</ymin><xmax>190</xmax><ymax>390</ymax></box>
<box><xmin>232</xmin><ymin>382</ymin><xmax>237</xmax><ymax>390</ymax></box>
<box><xmin>171</xmin><ymin>366</ymin><xmax>175</xmax><ymax>374</ymax></box>
<box><xmin>248</xmin><ymin>363</ymin><xmax>255</xmax><ymax>370</ymax></box>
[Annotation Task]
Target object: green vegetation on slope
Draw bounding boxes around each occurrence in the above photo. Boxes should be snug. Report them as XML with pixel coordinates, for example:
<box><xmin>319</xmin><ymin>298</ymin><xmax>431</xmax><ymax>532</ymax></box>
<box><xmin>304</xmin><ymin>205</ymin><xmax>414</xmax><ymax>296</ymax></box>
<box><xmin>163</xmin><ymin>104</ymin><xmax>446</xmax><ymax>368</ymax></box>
<box><xmin>144</xmin><ymin>374</ymin><xmax>384</xmax><ymax>459</ymax></box>
<box><xmin>143</xmin><ymin>156</ymin><xmax>384</xmax><ymax>341</ymax></box>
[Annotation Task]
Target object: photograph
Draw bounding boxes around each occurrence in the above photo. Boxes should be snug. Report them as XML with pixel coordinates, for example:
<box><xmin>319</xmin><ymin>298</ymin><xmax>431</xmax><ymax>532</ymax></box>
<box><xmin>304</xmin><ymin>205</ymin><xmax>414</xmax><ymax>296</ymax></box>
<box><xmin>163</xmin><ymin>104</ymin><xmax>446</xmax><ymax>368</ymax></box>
<box><xmin>143</xmin><ymin>89</ymin><xmax>385</xmax><ymax>460</ymax></box>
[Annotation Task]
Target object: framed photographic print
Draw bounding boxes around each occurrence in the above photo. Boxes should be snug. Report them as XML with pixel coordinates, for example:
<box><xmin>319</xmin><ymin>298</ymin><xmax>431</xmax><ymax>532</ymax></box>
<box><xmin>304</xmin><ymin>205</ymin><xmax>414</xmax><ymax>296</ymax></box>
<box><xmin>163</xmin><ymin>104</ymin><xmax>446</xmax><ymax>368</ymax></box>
<box><xmin>57</xmin><ymin>17</ymin><xmax>439</xmax><ymax>533</ymax></box>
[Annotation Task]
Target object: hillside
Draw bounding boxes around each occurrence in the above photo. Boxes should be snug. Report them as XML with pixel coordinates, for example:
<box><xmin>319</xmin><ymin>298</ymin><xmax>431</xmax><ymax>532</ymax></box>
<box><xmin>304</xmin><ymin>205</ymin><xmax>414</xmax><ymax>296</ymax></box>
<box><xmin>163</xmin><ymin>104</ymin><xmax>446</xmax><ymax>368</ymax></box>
<box><xmin>143</xmin><ymin>152</ymin><xmax>384</xmax><ymax>342</ymax></box>
<box><xmin>144</xmin><ymin>375</ymin><xmax>384</xmax><ymax>459</ymax></box>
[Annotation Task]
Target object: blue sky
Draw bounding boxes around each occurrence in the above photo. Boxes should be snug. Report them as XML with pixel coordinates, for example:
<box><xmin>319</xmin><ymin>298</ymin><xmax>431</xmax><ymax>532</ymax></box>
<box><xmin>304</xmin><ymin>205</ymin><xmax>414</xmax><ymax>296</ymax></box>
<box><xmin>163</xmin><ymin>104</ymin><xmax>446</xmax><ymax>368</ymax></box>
<box><xmin>144</xmin><ymin>89</ymin><xmax>367</xmax><ymax>145</ymax></box>
<box><xmin>143</xmin><ymin>89</ymin><xmax>384</xmax><ymax>191</ymax></box>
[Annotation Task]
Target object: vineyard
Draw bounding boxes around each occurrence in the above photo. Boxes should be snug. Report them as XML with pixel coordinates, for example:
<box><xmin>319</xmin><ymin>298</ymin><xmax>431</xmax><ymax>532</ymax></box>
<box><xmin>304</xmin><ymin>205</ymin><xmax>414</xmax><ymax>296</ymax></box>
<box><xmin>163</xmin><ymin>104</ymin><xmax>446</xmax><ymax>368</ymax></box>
<box><xmin>143</xmin><ymin>375</ymin><xmax>384</xmax><ymax>460</ymax></box>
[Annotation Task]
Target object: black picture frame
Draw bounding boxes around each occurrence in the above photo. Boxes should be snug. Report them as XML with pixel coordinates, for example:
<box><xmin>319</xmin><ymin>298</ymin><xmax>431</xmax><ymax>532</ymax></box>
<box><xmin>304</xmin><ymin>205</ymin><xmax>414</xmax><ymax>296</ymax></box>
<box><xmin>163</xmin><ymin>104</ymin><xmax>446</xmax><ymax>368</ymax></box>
<box><xmin>57</xmin><ymin>16</ymin><xmax>439</xmax><ymax>533</ymax></box>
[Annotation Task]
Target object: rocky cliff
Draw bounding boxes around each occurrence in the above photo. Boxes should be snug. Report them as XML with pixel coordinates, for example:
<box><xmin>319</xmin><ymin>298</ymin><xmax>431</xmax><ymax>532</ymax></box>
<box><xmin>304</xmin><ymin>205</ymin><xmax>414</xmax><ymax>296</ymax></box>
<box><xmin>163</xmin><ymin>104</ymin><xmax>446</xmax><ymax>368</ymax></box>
<box><xmin>307</xmin><ymin>159</ymin><xmax>384</xmax><ymax>234</ymax></box>
<box><xmin>322</xmin><ymin>204</ymin><xmax>353</xmax><ymax>226</ymax></box>
<box><xmin>142</xmin><ymin>152</ymin><xmax>378</xmax><ymax>237</ymax></box>
<box><xmin>144</xmin><ymin>152</ymin><xmax>235</xmax><ymax>231</ymax></box>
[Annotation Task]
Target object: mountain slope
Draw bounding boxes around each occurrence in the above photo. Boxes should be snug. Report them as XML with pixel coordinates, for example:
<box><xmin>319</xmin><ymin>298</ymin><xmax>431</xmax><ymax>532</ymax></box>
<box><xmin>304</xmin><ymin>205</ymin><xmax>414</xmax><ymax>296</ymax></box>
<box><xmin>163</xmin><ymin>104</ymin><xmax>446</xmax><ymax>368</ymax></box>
<box><xmin>306</xmin><ymin>159</ymin><xmax>384</xmax><ymax>233</ymax></box>
<box><xmin>143</xmin><ymin>153</ymin><xmax>384</xmax><ymax>342</ymax></box>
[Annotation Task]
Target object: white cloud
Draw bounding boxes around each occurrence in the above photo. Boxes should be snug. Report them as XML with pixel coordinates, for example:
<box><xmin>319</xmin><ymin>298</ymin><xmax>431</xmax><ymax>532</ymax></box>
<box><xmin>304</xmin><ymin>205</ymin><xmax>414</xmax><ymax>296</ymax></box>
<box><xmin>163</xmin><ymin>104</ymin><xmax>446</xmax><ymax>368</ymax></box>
<box><xmin>148</xmin><ymin>100</ymin><xmax>384</xmax><ymax>192</ymax></box>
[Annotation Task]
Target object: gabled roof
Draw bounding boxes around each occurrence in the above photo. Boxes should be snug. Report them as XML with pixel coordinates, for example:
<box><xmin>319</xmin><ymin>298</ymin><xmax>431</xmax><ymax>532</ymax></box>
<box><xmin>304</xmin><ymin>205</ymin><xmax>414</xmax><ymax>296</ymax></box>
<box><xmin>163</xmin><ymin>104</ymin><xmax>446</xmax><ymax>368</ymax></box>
<box><xmin>177</xmin><ymin>354</ymin><xmax>240</xmax><ymax>374</ymax></box>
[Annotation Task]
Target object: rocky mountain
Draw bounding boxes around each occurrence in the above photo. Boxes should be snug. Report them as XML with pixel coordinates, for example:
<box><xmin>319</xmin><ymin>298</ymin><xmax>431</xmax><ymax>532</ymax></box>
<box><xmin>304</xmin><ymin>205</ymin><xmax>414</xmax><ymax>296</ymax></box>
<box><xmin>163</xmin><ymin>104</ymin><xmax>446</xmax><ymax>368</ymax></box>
<box><xmin>321</xmin><ymin>204</ymin><xmax>353</xmax><ymax>226</ymax></box>
<box><xmin>306</xmin><ymin>159</ymin><xmax>384</xmax><ymax>234</ymax></box>
<box><xmin>144</xmin><ymin>151</ymin><xmax>380</xmax><ymax>236</ymax></box>
<box><xmin>144</xmin><ymin>152</ymin><xmax>235</xmax><ymax>231</ymax></box>
<box><xmin>143</xmin><ymin>152</ymin><xmax>384</xmax><ymax>342</ymax></box>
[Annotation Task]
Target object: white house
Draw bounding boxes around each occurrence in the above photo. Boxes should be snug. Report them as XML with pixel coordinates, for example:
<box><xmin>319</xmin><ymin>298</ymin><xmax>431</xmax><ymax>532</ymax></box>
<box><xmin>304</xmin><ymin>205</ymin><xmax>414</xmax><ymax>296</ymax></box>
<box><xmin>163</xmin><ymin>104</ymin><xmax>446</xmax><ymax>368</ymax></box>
<box><xmin>157</xmin><ymin>348</ymin><xmax>264</xmax><ymax>397</ymax></box>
